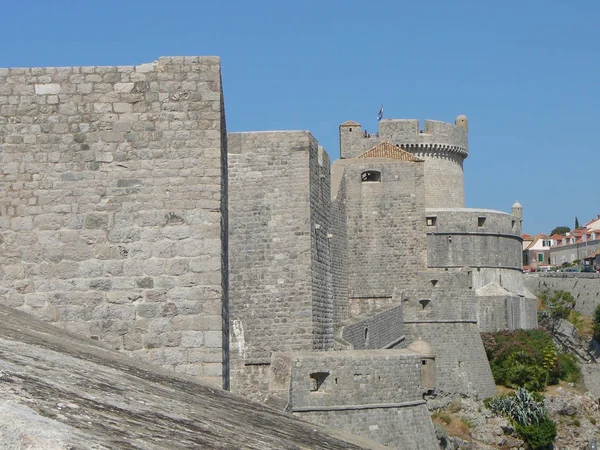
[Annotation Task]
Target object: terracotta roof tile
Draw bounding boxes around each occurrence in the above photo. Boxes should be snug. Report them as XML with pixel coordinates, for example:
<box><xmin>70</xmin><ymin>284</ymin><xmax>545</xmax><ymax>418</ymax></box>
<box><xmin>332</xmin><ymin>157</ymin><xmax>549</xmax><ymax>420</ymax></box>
<box><xmin>340</xmin><ymin>120</ymin><xmax>360</xmax><ymax>127</ymax></box>
<box><xmin>357</xmin><ymin>142</ymin><xmax>423</xmax><ymax>162</ymax></box>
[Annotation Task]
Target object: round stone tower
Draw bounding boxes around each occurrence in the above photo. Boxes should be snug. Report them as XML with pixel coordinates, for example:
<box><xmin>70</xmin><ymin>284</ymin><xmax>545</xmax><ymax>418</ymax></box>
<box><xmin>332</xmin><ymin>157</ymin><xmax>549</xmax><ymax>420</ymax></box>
<box><xmin>338</xmin><ymin>115</ymin><xmax>469</xmax><ymax>208</ymax></box>
<box><xmin>377</xmin><ymin>115</ymin><xmax>468</xmax><ymax>208</ymax></box>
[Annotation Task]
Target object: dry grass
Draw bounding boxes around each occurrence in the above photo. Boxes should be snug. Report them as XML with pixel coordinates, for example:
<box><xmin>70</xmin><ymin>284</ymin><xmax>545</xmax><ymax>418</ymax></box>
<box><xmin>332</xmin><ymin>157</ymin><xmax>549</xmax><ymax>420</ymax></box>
<box><xmin>431</xmin><ymin>413</ymin><xmax>472</xmax><ymax>442</ymax></box>
<box><xmin>536</xmin><ymin>295</ymin><xmax>545</xmax><ymax>312</ymax></box>
<box><xmin>568</xmin><ymin>310</ymin><xmax>595</xmax><ymax>339</ymax></box>
<box><xmin>495</xmin><ymin>385</ymin><xmax>514</xmax><ymax>396</ymax></box>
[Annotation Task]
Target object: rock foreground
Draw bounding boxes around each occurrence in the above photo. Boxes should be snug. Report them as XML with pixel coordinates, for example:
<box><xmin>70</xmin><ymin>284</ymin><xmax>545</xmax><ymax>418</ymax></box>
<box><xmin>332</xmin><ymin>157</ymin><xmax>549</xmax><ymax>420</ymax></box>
<box><xmin>431</xmin><ymin>382</ymin><xmax>600</xmax><ymax>449</ymax></box>
<box><xmin>0</xmin><ymin>305</ymin><xmax>385</xmax><ymax>449</ymax></box>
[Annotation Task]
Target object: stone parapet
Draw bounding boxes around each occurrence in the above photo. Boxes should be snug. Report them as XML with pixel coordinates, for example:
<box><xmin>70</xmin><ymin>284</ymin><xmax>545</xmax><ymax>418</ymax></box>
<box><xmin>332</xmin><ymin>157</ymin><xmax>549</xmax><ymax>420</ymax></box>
<box><xmin>268</xmin><ymin>350</ymin><xmax>439</xmax><ymax>449</ymax></box>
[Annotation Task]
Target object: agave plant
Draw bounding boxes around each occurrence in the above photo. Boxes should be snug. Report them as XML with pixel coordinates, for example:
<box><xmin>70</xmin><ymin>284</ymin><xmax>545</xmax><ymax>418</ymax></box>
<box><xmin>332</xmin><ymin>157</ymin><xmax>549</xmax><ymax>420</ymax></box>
<box><xmin>487</xmin><ymin>388</ymin><xmax>546</xmax><ymax>426</ymax></box>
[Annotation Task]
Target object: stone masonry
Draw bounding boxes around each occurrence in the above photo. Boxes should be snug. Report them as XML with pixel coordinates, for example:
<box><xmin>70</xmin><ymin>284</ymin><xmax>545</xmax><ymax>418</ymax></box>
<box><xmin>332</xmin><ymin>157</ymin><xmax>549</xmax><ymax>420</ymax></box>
<box><xmin>0</xmin><ymin>57</ymin><xmax>228</xmax><ymax>388</ymax></box>
<box><xmin>0</xmin><ymin>55</ymin><xmax>540</xmax><ymax>449</ymax></box>
<box><xmin>227</xmin><ymin>131</ymin><xmax>334</xmax><ymax>400</ymax></box>
<box><xmin>267</xmin><ymin>350</ymin><xmax>439</xmax><ymax>449</ymax></box>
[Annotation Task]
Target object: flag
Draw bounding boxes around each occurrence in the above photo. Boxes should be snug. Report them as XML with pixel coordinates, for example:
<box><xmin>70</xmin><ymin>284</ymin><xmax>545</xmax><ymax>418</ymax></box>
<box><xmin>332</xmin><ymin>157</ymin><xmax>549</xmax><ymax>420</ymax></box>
<box><xmin>376</xmin><ymin>105</ymin><xmax>384</xmax><ymax>121</ymax></box>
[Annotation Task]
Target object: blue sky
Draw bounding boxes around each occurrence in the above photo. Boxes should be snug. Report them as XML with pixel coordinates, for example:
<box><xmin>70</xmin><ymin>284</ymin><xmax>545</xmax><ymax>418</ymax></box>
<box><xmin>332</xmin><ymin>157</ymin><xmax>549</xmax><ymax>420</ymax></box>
<box><xmin>2</xmin><ymin>0</ymin><xmax>598</xmax><ymax>234</ymax></box>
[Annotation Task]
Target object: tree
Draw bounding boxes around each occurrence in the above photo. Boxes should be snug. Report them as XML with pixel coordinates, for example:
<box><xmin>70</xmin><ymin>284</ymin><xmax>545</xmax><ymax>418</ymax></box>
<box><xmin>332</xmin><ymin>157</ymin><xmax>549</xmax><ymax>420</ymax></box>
<box><xmin>575</xmin><ymin>217</ymin><xmax>580</xmax><ymax>229</ymax></box>
<box><xmin>550</xmin><ymin>226</ymin><xmax>570</xmax><ymax>236</ymax></box>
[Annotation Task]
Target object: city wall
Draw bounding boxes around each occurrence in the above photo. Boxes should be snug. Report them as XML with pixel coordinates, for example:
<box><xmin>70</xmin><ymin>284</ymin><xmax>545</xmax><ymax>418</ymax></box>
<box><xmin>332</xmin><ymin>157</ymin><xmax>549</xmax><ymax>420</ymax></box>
<box><xmin>524</xmin><ymin>273</ymin><xmax>600</xmax><ymax>317</ymax></box>
<box><xmin>332</xmin><ymin>158</ymin><xmax>427</xmax><ymax>299</ymax></box>
<box><xmin>0</xmin><ymin>57</ymin><xmax>228</xmax><ymax>387</ymax></box>
<box><xmin>268</xmin><ymin>351</ymin><xmax>439</xmax><ymax>449</ymax></box>
<box><xmin>426</xmin><ymin>208</ymin><xmax>522</xmax><ymax>270</ymax></box>
<box><xmin>227</xmin><ymin>131</ymin><xmax>334</xmax><ymax>399</ymax></box>
<box><xmin>401</xmin><ymin>271</ymin><xmax>497</xmax><ymax>398</ymax></box>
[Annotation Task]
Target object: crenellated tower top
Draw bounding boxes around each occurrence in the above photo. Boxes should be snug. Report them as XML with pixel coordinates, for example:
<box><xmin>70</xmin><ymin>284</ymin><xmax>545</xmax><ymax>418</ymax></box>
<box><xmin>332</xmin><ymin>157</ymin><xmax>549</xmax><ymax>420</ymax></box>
<box><xmin>339</xmin><ymin>116</ymin><xmax>468</xmax><ymax>160</ymax></box>
<box><xmin>339</xmin><ymin>115</ymin><xmax>469</xmax><ymax>208</ymax></box>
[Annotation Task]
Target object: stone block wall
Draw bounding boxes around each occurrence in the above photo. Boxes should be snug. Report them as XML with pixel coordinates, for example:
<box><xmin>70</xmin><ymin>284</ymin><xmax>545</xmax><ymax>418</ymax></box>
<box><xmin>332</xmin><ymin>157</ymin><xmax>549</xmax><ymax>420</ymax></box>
<box><xmin>227</xmin><ymin>131</ymin><xmax>334</xmax><ymax>399</ymax></box>
<box><xmin>476</xmin><ymin>294</ymin><xmax>537</xmax><ymax>332</ymax></box>
<box><xmin>0</xmin><ymin>57</ymin><xmax>228</xmax><ymax>387</ymax></box>
<box><xmin>340</xmin><ymin>119</ymin><xmax>468</xmax><ymax>160</ymax></box>
<box><xmin>426</xmin><ymin>208</ymin><xmax>522</xmax><ymax>269</ymax></box>
<box><xmin>472</xmin><ymin>268</ymin><xmax>529</xmax><ymax>296</ymax></box>
<box><xmin>402</xmin><ymin>271</ymin><xmax>497</xmax><ymax>398</ymax></box>
<box><xmin>404</xmin><ymin>321</ymin><xmax>496</xmax><ymax>398</ymax></box>
<box><xmin>332</xmin><ymin>158</ymin><xmax>427</xmax><ymax>299</ymax></box>
<box><xmin>269</xmin><ymin>350</ymin><xmax>438</xmax><ymax>449</ymax></box>
<box><xmin>330</xmin><ymin>175</ymin><xmax>349</xmax><ymax>325</ymax></box>
<box><xmin>525</xmin><ymin>273</ymin><xmax>600</xmax><ymax>317</ymax></box>
<box><xmin>310</xmin><ymin>145</ymin><xmax>334</xmax><ymax>350</ymax></box>
<box><xmin>417</xmin><ymin>153</ymin><xmax>465</xmax><ymax>208</ymax></box>
<box><xmin>340</xmin><ymin>304</ymin><xmax>405</xmax><ymax>349</ymax></box>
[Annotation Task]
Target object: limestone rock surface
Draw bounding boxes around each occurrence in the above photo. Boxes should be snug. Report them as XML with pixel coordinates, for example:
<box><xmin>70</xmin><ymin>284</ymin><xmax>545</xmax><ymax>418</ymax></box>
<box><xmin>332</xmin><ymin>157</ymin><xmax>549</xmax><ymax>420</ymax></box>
<box><xmin>0</xmin><ymin>306</ymin><xmax>384</xmax><ymax>449</ymax></box>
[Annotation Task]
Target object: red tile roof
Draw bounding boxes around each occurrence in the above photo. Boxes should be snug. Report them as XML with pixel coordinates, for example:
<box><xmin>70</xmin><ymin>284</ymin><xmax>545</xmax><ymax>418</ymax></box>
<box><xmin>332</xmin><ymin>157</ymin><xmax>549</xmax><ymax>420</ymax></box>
<box><xmin>357</xmin><ymin>142</ymin><xmax>423</xmax><ymax>162</ymax></box>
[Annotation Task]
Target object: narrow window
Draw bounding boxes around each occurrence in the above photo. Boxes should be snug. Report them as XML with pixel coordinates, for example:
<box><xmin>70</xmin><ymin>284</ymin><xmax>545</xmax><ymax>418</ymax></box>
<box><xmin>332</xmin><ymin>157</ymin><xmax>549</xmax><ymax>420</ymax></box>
<box><xmin>426</xmin><ymin>216</ymin><xmax>437</xmax><ymax>226</ymax></box>
<box><xmin>348</xmin><ymin>128</ymin><xmax>352</xmax><ymax>132</ymax></box>
<box><xmin>364</xmin><ymin>327</ymin><xmax>369</xmax><ymax>345</ymax></box>
<box><xmin>538</xmin><ymin>253</ymin><xmax>544</xmax><ymax>262</ymax></box>
<box><xmin>478</xmin><ymin>216</ymin><xmax>486</xmax><ymax>227</ymax></box>
<box><xmin>361</xmin><ymin>171</ymin><xmax>381</xmax><ymax>182</ymax></box>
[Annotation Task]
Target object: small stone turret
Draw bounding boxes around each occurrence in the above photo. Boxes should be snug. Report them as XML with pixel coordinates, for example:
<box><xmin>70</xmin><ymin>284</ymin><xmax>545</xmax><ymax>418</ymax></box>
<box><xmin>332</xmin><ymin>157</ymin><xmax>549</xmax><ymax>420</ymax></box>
<box><xmin>512</xmin><ymin>201</ymin><xmax>523</xmax><ymax>220</ymax></box>
<box><xmin>407</xmin><ymin>339</ymin><xmax>436</xmax><ymax>394</ymax></box>
<box><xmin>455</xmin><ymin>114</ymin><xmax>468</xmax><ymax>132</ymax></box>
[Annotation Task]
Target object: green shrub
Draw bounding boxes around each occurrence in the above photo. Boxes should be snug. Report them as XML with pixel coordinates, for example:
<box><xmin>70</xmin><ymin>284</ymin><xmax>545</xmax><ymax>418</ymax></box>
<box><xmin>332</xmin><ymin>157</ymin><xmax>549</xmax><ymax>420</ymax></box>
<box><xmin>504</xmin><ymin>361</ymin><xmax>548</xmax><ymax>392</ymax></box>
<box><xmin>515</xmin><ymin>415</ymin><xmax>556</xmax><ymax>449</ymax></box>
<box><xmin>482</xmin><ymin>330</ymin><xmax>577</xmax><ymax>390</ymax></box>
<box><xmin>447</xmin><ymin>397</ymin><xmax>462</xmax><ymax>413</ymax></box>
<box><xmin>593</xmin><ymin>304</ymin><xmax>600</xmax><ymax>341</ymax></box>
<box><xmin>540</xmin><ymin>290</ymin><xmax>575</xmax><ymax>320</ymax></box>
<box><xmin>460</xmin><ymin>417</ymin><xmax>474</xmax><ymax>429</ymax></box>
<box><xmin>555</xmin><ymin>353</ymin><xmax>581</xmax><ymax>383</ymax></box>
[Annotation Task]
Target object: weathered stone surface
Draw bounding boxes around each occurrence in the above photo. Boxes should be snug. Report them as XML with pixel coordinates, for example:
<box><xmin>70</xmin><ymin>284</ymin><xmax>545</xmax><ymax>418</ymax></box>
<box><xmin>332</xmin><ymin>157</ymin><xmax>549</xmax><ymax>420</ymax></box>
<box><xmin>0</xmin><ymin>57</ymin><xmax>228</xmax><ymax>388</ymax></box>
<box><xmin>0</xmin><ymin>305</ymin><xmax>384</xmax><ymax>449</ymax></box>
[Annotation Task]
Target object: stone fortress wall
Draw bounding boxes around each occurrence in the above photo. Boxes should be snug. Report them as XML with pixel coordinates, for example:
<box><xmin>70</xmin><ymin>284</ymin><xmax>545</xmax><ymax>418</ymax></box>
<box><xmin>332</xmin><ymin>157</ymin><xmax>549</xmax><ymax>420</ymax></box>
<box><xmin>401</xmin><ymin>270</ymin><xmax>497</xmax><ymax>398</ymax></box>
<box><xmin>524</xmin><ymin>273</ymin><xmax>600</xmax><ymax>317</ymax></box>
<box><xmin>227</xmin><ymin>131</ymin><xmax>334</xmax><ymax>400</ymax></box>
<box><xmin>267</xmin><ymin>350</ymin><xmax>439</xmax><ymax>449</ymax></box>
<box><xmin>424</xmin><ymin>207</ymin><xmax>537</xmax><ymax>331</ymax></box>
<box><xmin>331</xmin><ymin>158</ymin><xmax>427</xmax><ymax>298</ymax></box>
<box><xmin>426</xmin><ymin>208</ymin><xmax>523</xmax><ymax>269</ymax></box>
<box><xmin>0</xmin><ymin>57</ymin><xmax>228</xmax><ymax>387</ymax></box>
<box><xmin>0</xmin><ymin>55</ymin><xmax>539</xmax><ymax>449</ymax></box>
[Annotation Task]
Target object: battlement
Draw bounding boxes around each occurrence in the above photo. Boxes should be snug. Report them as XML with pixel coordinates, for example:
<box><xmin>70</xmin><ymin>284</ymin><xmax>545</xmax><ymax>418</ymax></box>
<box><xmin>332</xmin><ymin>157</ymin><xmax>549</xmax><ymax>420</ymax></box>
<box><xmin>339</xmin><ymin>116</ymin><xmax>468</xmax><ymax>161</ymax></box>
<box><xmin>379</xmin><ymin>119</ymin><xmax>468</xmax><ymax>153</ymax></box>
